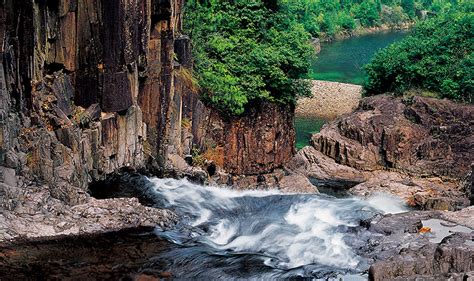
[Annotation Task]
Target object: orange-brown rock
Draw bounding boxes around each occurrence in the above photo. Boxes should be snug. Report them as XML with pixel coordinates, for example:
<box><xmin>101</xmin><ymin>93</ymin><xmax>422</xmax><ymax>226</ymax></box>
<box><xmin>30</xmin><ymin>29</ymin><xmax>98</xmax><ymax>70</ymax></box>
<box><xmin>192</xmin><ymin>102</ymin><xmax>296</xmax><ymax>175</ymax></box>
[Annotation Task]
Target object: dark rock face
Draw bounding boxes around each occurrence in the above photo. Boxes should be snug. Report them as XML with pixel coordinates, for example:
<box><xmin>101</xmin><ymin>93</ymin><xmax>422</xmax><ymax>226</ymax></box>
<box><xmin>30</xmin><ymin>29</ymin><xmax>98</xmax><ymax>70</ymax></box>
<box><xmin>366</xmin><ymin>214</ymin><xmax>474</xmax><ymax>281</ymax></box>
<box><xmin>312</xmin><ymin>95</ymin><xmax>474</xmax><ymax>179</ymax></box>
<box><xmin>192</xmin><ymin>102</ymin><xmax>296</xmax><ymax>175</ymax></box>
<box><xmin>0</xmin><ymin>0</ymin><xmax>297</xmax><ymax>241</ymax></box>
<box><xmin>0</xmin><ymin>0</ymin><xmax>187</xmax><ymax>203</ymax></box>
<box><xmin>0</xmin><ymin>0</ymin><xmax>187</xmax><ymax>241</ymax></box>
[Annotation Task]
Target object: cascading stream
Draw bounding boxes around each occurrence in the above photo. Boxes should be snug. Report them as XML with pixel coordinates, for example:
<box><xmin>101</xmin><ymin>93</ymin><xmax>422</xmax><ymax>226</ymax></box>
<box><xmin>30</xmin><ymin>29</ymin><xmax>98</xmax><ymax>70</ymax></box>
<box><xmin>141</xmin><ymin>177</ymin><xmax>407</xmax><ymax>279</ymax></box>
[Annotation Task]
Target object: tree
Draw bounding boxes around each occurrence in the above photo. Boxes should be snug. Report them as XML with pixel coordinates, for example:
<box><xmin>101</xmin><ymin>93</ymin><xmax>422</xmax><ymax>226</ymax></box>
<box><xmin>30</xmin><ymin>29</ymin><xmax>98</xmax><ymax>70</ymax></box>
<box><xmin>401</xmin><ymin>0</ymin><xmax>416</xmax><ymax>18</ymax></box>
<box><xmin>184</xmin><ymin>0</ymin><xmax>314</xmax><ymax>116</ymax></box>
<box><xmin>364</xmin><ymin>6</ymin><xmax>473</xmax><ymax>102</ymax></box>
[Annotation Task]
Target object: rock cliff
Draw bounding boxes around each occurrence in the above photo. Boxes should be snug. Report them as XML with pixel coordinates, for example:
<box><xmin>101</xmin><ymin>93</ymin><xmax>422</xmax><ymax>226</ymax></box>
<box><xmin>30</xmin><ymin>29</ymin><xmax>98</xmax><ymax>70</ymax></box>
<box><xmin>0</xmin><ymin>0</ymin><xmax>188</xmax><ymax>204</ymax></box>
<box><xmin>0</xmin><ymin>0</ymin><xmax>297</xmax><ymax>241</ymax></box>
<box><xmin>286</xmin><ymin>95</ymin><xmax>473</xmax><ymax>210</ymax></box>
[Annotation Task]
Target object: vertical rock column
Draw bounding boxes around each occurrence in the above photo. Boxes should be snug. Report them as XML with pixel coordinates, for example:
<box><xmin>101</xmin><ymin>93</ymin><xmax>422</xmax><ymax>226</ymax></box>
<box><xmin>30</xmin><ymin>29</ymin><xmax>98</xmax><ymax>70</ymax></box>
<box><xmin>0</xmin><ymin>0</ymin><xmax>186</xmax><ymax>204</ymax></box>
<box><xmin>138</xmin><ymin>0</ymin><xmax>185</xmax><ymax>169</ymax></box>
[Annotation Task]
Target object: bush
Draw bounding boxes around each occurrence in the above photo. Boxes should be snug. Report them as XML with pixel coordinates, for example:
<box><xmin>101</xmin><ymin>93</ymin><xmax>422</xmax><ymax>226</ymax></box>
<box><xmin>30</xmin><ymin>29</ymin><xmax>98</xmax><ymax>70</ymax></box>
<box><xmin>185</xmin><ymin>0</ymin><xmax>314</xmax><ymax>116</ymax></box>
<box><xmin>364</xmin><ymin>7</ymin><xmax>473</xmax><ymax>102</ymax></box>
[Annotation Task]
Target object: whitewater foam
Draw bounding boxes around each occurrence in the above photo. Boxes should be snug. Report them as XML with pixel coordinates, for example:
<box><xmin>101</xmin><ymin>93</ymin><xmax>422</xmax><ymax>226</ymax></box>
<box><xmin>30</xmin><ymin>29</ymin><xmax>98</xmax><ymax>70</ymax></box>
<box><xmin>148</xmin><ymin>177</ymin><xmax>407</xmax><ymax>276</ymax></box>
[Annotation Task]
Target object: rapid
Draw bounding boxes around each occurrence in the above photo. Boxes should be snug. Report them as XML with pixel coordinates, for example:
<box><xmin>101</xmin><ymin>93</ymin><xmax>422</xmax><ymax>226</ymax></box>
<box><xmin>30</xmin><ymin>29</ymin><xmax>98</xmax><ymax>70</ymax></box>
<box><xmin>125</xmin><ymin>177</ymin><xmax>408</xmax><ymax>279</ymax></box>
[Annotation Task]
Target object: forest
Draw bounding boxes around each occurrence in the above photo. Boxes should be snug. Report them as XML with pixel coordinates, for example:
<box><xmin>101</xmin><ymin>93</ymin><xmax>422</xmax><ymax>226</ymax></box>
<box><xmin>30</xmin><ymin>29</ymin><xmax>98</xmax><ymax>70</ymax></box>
<box><xmin>280</xmin><ymin>0</ymin><xmax>460</xmax><ymax>37</ymax></box>
<box><xmin>184</xmin><ymin>0</ymin><xmax>471</xmax><ymax>116</ymax></box>
<box><xmin>364</xmin><ymin>4</ymin><xmax>473</xmax><ymax>102</ymax></box>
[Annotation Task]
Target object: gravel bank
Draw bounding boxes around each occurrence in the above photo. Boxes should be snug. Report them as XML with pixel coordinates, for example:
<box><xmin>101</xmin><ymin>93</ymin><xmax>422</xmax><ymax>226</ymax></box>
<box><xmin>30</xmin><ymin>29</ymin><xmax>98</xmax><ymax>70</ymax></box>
<box><xmin>296</xmin><ymin>80</ymin><xmax>362</xmax><ymax>120</ymax></box>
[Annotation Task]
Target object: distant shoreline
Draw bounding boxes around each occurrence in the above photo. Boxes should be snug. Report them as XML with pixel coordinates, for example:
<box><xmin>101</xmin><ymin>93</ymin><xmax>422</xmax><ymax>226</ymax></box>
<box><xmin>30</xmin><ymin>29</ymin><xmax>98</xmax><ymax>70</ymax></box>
<box><xmin>296</xmin><ymin>80</ymin><xmax>362</xmax><ymax>120</ymax></box>
<box><xmin>319</xmin><ymin>22</ymin><xmax>413</xmax><ymax>43</ymax></box>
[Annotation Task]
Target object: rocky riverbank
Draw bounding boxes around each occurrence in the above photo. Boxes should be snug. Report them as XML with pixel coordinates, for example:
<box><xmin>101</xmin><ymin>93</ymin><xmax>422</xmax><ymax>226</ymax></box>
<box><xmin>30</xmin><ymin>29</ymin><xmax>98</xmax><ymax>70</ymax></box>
<box><xmin>296</xmin><ymin>80</ymin><xmax>362</xmax><ymax>120</ymax></box>
<box><xmin>293</xmin><ymin>95</ymin><xmax>473</xmax><ymax>209</ymax></box>
<box><xmin>319</xmin><ymin>22</ymin><xmax>413</xmax><ymax>43</ymax></box>
<box><xmin>289</xmin><ymin>94</ymin><xmax>474</xmax><ymax>280</ymax></box>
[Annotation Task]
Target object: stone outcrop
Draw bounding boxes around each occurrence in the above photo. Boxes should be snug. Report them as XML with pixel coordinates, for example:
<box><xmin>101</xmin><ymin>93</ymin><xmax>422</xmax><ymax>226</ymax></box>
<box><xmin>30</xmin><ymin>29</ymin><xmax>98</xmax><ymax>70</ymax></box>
<box><xmin>192</xmin><ymin>102</ymin><xmax>296</xmax><ymax>175</ymax></box>
<box><xmin>363</xmin><ymin>210</ymin><xmax>474</xmax><ymax>281</ymax></box>
<box><xmin>0</xmin><ymin>0</ymin><xmax>188</xmax><ymax>242</ymax></box>
<box><xmin>312</xmin><ymin>95</ymin><xmax>473</xmax><ymax>179</ymax></box>
<box><xmin>0</xmin><ymin>179</ymin><xmax>177</xmax><ymax>241</ymax></box>
<box><xmin>286</xmin><ymin>146</ymin><xmax>469</xmax><ymax>210</ymax></box>
<box><xmin>0</xmin><ymin>0</ymin><xmax>298</xmax><ymax>242</ymax></box>
<box><xmin>0</xmin><ymin>0</ymin><xmax>188</xmax><ymax>203</ymax></box>
<box><xmin>286</xmin><ymin>95</ymin><xmax>473</xmax><ymax>210</ymax></box>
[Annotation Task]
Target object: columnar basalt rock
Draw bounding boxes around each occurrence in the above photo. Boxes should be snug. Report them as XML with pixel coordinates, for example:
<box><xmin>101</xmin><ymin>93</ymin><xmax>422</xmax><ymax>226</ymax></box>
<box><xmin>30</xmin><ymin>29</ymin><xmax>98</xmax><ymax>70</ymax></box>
<box><xmin>0</xmin><ymin>0</ymin><xmax>187</xmax><ymax>240</ymax></box>
<box><xmin>1</xmin><ymin>0</ymin><xmax>188</xmax><ymax>203</ymax></box>
<box><xmin>0</xmin><ymin>0</ymin><xmax>298</xmax><ymax>240</ymax></box>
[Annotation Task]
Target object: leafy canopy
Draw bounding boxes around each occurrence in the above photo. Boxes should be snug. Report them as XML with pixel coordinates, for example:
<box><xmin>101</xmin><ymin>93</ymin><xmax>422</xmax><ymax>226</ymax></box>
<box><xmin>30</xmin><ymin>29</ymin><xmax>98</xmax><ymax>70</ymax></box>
<box><xmin>364</xmin><ymin>4</ymin><xmax>473</xmax><ymax>102</ymax></box>
<box><xmin>278</xmin><ymin>0</ymin><xmax>454</xmax><ymax>38</ymax></box>
<box><xmin>184</xmin><ymin>0</ymin><xmax>314</xmax><ymax>116</ymax></box>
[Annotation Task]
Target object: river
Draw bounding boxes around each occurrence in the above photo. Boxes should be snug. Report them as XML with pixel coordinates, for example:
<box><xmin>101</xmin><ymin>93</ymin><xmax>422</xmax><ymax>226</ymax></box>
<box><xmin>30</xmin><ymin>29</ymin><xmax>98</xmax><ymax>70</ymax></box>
<box><xmin>309</xmin><ymin>30</ymin><xmax>410</xmax><ymax>85</ymax></box>
<box><xmin>2</xmin><ymin>176</ymin><xmax>408</xmax><ymax>279</ymax></box>
<box><xmin>296</xmin><ymin>30</ymin><xmax>410</xmax><ymax>149</ymax></box>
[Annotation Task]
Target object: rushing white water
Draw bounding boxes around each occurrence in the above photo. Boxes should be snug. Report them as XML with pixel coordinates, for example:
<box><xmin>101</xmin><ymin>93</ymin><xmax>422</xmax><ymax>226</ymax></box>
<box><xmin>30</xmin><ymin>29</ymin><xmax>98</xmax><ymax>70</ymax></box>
<box><xmin>146</xmin><ymin>177</ymin><xmax>407</xmax><ymax>278</ymax></box>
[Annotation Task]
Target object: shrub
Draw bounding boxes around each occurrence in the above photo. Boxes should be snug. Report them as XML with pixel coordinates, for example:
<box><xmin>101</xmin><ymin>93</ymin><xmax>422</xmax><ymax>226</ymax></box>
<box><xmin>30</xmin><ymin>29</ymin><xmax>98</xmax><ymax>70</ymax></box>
<box><xmin>364</xmin><ymin>6</ymin><xmax>473</xmax><ymax>102</ymax></box>
<box><xmin>185</xmin><ymin>0</ymin><xmax>314</xmax><ymax>116</ymax></box>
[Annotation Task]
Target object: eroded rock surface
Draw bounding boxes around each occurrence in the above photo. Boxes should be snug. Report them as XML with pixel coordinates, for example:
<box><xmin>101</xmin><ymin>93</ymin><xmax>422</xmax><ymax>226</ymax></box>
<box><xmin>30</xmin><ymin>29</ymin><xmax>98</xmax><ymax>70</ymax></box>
<box><xmin>284</xmin><ymin>95</ymin><xmax>473</xmax><ymax>210</ymax></box>
<box><xmin>361</xmin><ymin>209</ymin><xmax>474</xmax><ymax>281</ymax></box>
<box><xmin>192</xmin><ymin>102</ymin><xmax>296</xmax><ymax>175</ymax></box>
<box><xmin>312</xmin><ymin>95</ymin><xmax>473</xmax><ymax>179</ymax></box>
<box><xmin>0</xmin><ymin>178</ymin><xmax>177</xmax><ymax>242</ymax></box>
<box><xmin>285</xmin><ymin>146</ymin><xmax>468</xmax><ymax>210</ymax></box>
<box><xmin>0</xmin><ymin>0</ymin><xmax>186</xmax><ymax>242</ymax></box>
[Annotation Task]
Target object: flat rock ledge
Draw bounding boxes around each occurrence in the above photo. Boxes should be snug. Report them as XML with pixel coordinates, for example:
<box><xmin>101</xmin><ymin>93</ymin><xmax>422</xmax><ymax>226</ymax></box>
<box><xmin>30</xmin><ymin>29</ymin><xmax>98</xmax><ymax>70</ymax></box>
<box><xmin>363</xmin><ymin>209</ymin><xmax>474</xmax><ymax>281</ymax></box>
<box><xmin>0</xmin><ymin>181</ymin><xmax>177</xmax><ymax>243</ymax></box>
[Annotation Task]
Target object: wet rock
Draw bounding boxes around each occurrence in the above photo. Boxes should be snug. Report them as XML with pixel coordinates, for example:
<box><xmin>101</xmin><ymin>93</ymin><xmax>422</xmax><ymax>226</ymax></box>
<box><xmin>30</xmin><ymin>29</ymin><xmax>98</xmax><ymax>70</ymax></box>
<box><xmin>341</xmin><ymin>208</ymin><xmax>473</xmax><ymax>280</ymax></box>
<box><xmin>368</xmin><ymin>232</ymin><xmax>474</xmax><ymax>281</ymax></box>
<box><xmin>285</xmin><ymin>146</ymin><xmax>467</xmax><ymax>210</ymax></box>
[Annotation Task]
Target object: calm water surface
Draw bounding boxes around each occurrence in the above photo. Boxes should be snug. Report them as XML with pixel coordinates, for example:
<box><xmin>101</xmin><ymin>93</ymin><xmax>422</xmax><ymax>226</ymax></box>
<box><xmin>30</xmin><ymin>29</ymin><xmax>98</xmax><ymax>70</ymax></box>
<box><xmin>309</xmin><ymin>30</ymin><xmax>410</xmax><ymax>85</ymax></box>
<box><xmin>295</xmin><ymin>117</ymin><xmax>326</xmax><ymax>150</ymax></box>
<box><xmin>297</xmin><ymin>31</ymin><xmax>410</xmax><ymax>149</ymax></box>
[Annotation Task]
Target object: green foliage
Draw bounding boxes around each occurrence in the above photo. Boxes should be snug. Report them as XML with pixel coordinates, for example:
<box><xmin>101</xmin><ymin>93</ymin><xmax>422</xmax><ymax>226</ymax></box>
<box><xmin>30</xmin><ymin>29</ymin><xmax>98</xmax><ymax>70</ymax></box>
<box><xmin>401</xmin><ymin>0</ymin><xmax>416</xmax><ymax>18</ymax></box>
<box><xmin>279</xmin><ymin>0</ymin><xmax>467</xmax><ymax>38</ymax></box>
<box><xmin>364</xmin><ymin>6</ymin><xmax>474</xmax><ymax>102</ymax></box>
<box><xmin>185</xmin><ymin>0</ymin><xmax>314</xmax><ymax>116</ymax></box>
<box><xmin>278</xmin><ymin>0</ymin><xmax>449</xmax><ymax>38</ymax></box>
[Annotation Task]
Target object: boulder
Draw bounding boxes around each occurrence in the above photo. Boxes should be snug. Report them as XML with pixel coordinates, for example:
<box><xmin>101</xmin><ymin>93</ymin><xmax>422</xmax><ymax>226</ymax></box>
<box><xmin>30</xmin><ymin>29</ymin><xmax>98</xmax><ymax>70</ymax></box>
<box><xmin>312</xmin><ymin>95</ymin><xmax>474</xmax><ymax>179</ymax></box>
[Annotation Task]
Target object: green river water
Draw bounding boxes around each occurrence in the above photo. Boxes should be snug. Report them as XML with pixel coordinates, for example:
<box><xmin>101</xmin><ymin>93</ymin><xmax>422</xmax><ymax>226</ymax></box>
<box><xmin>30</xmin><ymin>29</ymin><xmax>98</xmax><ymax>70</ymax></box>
<box><xmin>296</xmin><ymin>30</ymin><xmax>410</xmax><ymax>150</ymax></box>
